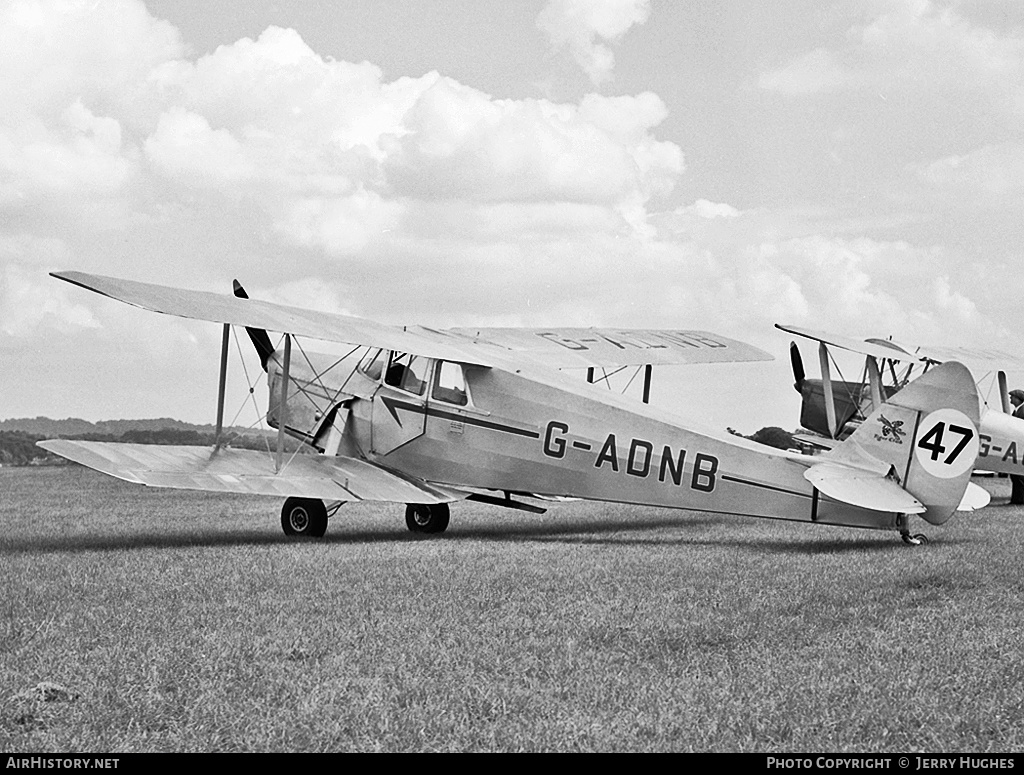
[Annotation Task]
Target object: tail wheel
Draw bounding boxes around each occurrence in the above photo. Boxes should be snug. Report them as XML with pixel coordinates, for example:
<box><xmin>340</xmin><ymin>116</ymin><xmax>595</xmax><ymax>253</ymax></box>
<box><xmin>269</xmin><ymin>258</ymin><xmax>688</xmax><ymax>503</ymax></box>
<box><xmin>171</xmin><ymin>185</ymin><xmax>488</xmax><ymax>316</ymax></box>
<box><xmin>281</xmin><ymin>497</ymin><xmax>328</xmax><ymax>537</ymax></box>
<box><xmin>405</xmin><ymin>503</ymin><xmax>450</xmax><ymax>534</ymax></box>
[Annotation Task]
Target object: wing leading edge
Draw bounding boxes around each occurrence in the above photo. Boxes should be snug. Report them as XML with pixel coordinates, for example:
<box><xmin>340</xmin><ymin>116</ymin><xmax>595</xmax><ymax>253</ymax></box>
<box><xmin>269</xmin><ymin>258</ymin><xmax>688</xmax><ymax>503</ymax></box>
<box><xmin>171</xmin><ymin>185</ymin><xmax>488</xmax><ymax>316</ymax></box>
<box><xmin>37</xmin><ymin>440</ymin><xmax>463</xmax><ymax>504</ymax></box>
<box><xmin>54</xmin><ymin>271</ymin><xmax>773</xmax><ymax>370</ymax></box>
<box><xmin>777</xmin><ymin>322</ymin><xmax>1024</xmax><ymax>373</ymax></box>
<box><xmin>52</xmin><ymin>271</ymin><xmax>494</xmax><ymax>367</ymax></box>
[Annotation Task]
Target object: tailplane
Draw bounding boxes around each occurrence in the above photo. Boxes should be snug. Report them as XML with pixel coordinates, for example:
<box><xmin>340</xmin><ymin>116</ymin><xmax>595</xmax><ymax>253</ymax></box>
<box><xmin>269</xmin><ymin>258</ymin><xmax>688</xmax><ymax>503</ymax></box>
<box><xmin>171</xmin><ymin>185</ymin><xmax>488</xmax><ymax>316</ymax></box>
<box><xmin>808</xmin><ymin>361</ymin><xmax>980</xmax><ymax>526</ymax></box>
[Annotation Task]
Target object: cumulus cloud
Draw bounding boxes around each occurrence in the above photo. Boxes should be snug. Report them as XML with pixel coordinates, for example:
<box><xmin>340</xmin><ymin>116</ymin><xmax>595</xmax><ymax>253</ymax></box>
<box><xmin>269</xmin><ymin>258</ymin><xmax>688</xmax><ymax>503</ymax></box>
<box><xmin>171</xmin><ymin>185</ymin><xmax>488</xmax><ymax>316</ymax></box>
<box><xmin>537</xmin><ymin>0</ymin><xmax>651</xmax><ymax>85</ymax></box>
<box><xmin>0</xmin><ymin>0</ymin><xmax>701</xmax><ymax>395</ymax></box>
<box><xmin>0</xmin><ymin>0</ymin><xmax>184</xmax><ymax>125</ymax></box>
<box><xmin>144</xmin><ymin>108</ymin><xmax>255</xmax><ymax>187</ymax></box>
<box><xmin>2</xmin><ymin>0</ymin><xmax>1014</xmax><ymax>430</ymax></box>
<box><xmin>0</xmin><ymin>0</ymin><xmax>684</xmax><ymax>296</ymax></box>
<box><xmin>0</xmin><ymin>263</ymin><xmax>98</xmax><ymax>337</ymax></box>
<box><xmin>913</xmin><ymin>141</ymin><xmax>1024</xmax><ymax>200</ymax></box>
<box><xmin>932</xmin><ymin>275</ymin><xmax>978</xmax><ymax>322</ymax></box>
<box><xmin>678</xmin><ymin>199</ymin><xmax>742</xmax><ymax>219</ymax></box>
<box><xmin>385</xmin><ymin>77</ymin><xmax>681</xmax><ymax>208</ymax></box>
<box><xmin>759</xmin><ymin>0</ymin><xmax>1024</xmax><ymax>110</ymax></box>
<box><xmin>277</xmin><ymin>189</ymin><xmax>403</xmax><ymax>255</ymax></box>
<box><xmin>758</xmin><ymin>0</ymin><xmax>1024</xmax><ymax>229</ymax></box>
<box><xmin>0</xmin><ymin>100</ymin><xmax>135</xmax><ymax>206</ymax></box>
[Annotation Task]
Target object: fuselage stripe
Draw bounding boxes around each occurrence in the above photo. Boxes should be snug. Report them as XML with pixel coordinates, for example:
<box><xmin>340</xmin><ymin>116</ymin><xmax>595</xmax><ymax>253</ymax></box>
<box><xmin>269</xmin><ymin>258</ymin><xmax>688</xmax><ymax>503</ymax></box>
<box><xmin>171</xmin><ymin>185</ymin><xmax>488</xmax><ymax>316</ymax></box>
<box><xmin>720</xmin><ymin>473</ymin><xmax>810</xmax><ymax>499</ymax></box>
<box><xmin>389</xmin><ymin>398</ymin><xmax>540</xmax><ymax>438</ymax></box>
<box><xmin>432</xmin><ymin>408</ymin><xmax>539</xmax><ymax>438</ymax></box>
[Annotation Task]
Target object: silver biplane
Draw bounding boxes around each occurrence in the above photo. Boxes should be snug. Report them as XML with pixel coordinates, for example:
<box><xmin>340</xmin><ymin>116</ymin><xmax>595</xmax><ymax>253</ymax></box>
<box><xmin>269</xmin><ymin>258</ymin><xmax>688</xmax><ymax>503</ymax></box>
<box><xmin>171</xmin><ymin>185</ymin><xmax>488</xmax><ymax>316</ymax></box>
<box><xmin>38</xmin><ymin>272</ymin><xmax>986</xmax><ymax>545</ymax></box>
<box><xmin>780</xmin><ymin>323</ymin><xmax>1024</xmax><ymax>482</ymax></box>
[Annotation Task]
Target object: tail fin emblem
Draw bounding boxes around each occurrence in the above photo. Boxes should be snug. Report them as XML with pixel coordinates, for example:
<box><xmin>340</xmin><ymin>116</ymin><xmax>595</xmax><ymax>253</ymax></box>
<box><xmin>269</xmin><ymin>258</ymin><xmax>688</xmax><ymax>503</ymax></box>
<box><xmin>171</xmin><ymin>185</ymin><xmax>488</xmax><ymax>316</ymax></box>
<box><xmin>878</xmin><ymin>414</ymin><xmax>906</xmax><ymax>443</ymax></box>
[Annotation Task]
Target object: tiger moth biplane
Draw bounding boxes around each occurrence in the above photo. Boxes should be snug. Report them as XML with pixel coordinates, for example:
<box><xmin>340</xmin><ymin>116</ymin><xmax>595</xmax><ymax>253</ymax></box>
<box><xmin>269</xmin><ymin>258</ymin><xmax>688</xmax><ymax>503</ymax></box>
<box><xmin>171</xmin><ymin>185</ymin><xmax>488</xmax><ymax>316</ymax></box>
<box><xmin>779</xmin><ymin>323</ymin><xmax>1024</xmax><ymax>483</ymax></box>
<box><xmin>38</xmin><ymin>272</ymin><xmax>985</xmax><ymax>545</ymax></box>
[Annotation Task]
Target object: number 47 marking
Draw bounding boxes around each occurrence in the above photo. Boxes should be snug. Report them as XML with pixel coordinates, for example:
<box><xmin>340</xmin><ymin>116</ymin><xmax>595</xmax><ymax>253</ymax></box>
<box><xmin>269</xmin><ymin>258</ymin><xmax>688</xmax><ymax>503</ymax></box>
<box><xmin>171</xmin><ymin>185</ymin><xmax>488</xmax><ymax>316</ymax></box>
<box><xmin>917</xmin><ymin>421</ymin><xmax>974</xmax><ymax>465</ymax></box>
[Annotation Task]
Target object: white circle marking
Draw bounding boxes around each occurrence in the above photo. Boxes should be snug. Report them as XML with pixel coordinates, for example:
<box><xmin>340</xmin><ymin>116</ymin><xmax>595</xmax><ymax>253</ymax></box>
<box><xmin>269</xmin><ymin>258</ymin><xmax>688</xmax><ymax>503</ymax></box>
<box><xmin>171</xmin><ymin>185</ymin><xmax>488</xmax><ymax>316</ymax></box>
<box><xmin>914</xmin><ymin>408</ymin><xmax>979</xmax><ymax>480</ymax></box>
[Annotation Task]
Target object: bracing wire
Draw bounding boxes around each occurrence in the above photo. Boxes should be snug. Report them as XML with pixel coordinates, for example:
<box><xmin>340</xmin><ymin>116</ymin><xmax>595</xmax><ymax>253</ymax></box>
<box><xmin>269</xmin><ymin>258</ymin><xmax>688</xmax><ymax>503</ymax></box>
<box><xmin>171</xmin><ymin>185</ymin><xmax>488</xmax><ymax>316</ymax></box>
<box><xmin>229</xmin><ymin>327</ymin><xmax>273</xmax><ymax>456</ymax></box>
<box><xmin>622</xmin><ymin>365</ymin><xmax>643</xmax><ymax>394</ymax></box>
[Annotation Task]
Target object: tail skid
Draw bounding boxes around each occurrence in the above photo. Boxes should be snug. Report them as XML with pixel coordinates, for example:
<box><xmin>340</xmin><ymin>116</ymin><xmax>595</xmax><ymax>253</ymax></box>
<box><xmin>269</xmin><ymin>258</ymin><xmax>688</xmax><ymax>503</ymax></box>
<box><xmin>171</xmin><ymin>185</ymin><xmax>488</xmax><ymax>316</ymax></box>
<box><xmin>806</xmin><ymin>361</ymin><xmax>980</xmax><ymax>528</ymax></box>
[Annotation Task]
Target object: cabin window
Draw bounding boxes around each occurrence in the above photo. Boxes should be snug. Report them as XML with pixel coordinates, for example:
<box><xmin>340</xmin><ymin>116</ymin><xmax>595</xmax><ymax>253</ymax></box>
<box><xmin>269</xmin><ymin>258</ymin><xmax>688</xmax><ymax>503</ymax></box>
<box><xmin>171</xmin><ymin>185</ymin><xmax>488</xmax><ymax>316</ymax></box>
<box><xmin>384</xmin><ymin>353</ymin><xmax>428</xmax><ymax>396</ymax></box>
<box><xmin>358</xmin><ymin>348</ymin><xmax>386</xmax><ymax>380</ymax></box>
<box><xmin>432</xmin><ymin>361</ymin><xmax>468</xmax><ymax>406</ymax></box>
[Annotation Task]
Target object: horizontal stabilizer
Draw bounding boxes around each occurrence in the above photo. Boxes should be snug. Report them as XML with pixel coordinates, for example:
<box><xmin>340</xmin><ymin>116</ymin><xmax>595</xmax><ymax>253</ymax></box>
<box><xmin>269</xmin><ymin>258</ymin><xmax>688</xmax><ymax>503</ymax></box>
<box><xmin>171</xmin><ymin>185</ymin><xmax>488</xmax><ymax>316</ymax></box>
<box><xmin>957</xmin><ymin>481</ymin><xmax>991</xmax><ymax>512</ymax></box>
<box><xmin>38</xmin><ymin>440</ymin><xmax>462</xmax><ymax>504</ymax></box>
<box><xmin>804</xmin><ymin>461</ymin><xmax>926</xmax><ymax>514</ymax></box>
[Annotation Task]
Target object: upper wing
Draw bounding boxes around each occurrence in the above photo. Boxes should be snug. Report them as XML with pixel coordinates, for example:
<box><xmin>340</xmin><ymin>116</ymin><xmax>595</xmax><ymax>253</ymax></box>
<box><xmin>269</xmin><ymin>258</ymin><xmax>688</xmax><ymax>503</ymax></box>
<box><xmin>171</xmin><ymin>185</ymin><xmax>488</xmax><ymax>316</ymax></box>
<box><xmin>778</xmin><ymin>322</ymin><xmax>1024</xmax><ymax>374</ymax></box>
<box><xmin>53</xmin><ymin>271</ymin><xmax>494</xmax><ymax>367</ymax></box>
<box><xmin>448</xmin><ymin>327</ymin><xmax>773</xmax><ymax>368</ymax></box>
<box><xmin>37</xmin><ymin>440</ymin><xmax>464</xmax><ymax>503</ymax></box>
<box><xmin>775</xmin><ymin>324</ymin><xmax>917</xmax><ymax>362</ymax></box>
<box><xmin>875</xmin><ymin>341</ymin><xmax>1024</xmax><ymax>372</ymax></box>
<box><xmin>55</xmin><ymin>271</ymin><xmax>773</xmax><ymax>370</ymax></box>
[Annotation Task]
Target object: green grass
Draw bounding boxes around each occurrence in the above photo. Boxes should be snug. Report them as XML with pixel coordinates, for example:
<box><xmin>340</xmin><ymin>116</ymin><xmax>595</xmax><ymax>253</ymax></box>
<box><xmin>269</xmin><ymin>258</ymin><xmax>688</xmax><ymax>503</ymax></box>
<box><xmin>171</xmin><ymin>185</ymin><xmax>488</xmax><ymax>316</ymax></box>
<box><xmin>2</xmin><ymin>466</ymin><xmax>1023</xmax><ymax>752</ymax></box>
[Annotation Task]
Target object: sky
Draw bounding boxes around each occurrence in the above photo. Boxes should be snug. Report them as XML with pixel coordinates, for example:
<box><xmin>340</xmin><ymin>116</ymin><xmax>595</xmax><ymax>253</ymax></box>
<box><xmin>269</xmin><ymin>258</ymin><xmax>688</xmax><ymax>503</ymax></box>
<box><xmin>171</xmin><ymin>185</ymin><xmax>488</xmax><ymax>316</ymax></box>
<box><xmin>2</xmin><ymin>0</ymin><xmax>1024</xmax><ymax>435</ymax></box>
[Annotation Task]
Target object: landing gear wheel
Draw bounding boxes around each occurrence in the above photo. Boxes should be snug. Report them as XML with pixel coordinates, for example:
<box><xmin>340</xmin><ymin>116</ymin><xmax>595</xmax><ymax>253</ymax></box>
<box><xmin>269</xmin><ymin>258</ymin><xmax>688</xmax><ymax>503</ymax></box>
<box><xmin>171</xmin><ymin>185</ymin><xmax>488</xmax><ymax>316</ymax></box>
<box><xmin>901</xmin><ymin>532</ymin><xmax>929</xmax><ymax>546</ymax></box>
<box><xmin>281</xmin><ymin>497</ymin><xmax>328</xmax><ymax>537</ymax></box>
<box><xmin>405</xmin><ymin>503</ymin><xmax>450</xmax><ymax>534</ymax></box>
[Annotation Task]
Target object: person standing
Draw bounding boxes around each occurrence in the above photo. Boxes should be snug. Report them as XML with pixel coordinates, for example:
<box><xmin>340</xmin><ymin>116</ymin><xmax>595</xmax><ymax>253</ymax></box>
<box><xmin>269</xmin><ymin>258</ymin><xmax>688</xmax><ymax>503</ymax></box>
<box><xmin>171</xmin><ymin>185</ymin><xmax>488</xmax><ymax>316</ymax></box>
<box><xmin>1010</xmin><ymin>390</ymin><xmax>1024</xmax><ymax>505</ymax></box>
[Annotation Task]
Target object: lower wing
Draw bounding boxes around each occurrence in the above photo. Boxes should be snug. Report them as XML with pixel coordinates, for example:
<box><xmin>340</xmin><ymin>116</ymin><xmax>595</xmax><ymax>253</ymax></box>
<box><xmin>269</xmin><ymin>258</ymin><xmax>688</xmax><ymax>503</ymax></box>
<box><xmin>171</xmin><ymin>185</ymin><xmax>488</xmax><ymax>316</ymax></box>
<box><xmin>37</xmin><ymin>440</ymin><xmax>462</xmax><ymax>504</ymax></box>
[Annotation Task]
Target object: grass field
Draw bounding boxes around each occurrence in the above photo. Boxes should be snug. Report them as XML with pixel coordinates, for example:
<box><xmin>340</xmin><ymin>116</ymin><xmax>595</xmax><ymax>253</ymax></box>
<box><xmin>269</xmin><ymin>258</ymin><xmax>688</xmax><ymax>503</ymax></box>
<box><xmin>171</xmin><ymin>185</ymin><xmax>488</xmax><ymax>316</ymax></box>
<box><xmin>2</xmin><ymin>465</ymin><xmax>1023</xmax><ymax>752</ymax></box>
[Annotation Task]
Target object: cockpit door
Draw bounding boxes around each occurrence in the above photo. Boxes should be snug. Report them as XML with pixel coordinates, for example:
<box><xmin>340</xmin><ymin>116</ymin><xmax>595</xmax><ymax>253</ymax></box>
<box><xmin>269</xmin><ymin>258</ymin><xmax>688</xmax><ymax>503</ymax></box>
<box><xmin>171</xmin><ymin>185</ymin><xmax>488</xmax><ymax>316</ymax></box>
<box><xmin>371</xmin><ymin>352</ymin><xmax>430</xmax><ymax>455</ymax></box>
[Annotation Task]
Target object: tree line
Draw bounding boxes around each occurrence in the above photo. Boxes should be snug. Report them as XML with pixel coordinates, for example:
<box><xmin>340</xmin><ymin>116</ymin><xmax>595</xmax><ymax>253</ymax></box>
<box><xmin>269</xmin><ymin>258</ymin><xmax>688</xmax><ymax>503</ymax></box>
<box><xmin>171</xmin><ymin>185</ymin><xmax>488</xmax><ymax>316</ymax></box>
<box><xmin>0</xmin><ymin>428</ymin><xmax>295</xmax><ymax>467</ymax></box>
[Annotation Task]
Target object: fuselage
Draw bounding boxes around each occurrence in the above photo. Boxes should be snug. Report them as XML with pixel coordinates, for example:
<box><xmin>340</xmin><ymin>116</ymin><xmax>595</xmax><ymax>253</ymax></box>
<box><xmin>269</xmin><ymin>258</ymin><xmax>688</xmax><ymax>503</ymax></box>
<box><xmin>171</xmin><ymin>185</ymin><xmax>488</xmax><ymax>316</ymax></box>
<box><xmin>268</xmin><ymin>349</ymin><xmax>901</xmax><ymax>532</ymax></box>
<box><xmin>976</xmin><ymin>408</ymin><xmax>1024</xmax><ymax>475</ymax></box>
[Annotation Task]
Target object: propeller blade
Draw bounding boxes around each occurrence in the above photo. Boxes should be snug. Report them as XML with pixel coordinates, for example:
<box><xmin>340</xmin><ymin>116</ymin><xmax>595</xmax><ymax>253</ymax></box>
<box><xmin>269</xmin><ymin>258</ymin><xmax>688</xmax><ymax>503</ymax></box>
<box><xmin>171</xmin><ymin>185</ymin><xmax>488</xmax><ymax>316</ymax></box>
<box><xmin>232</xmin><ymin>280</ymin><xmax>275</xmax><ymax>371</ymax></box>
<box><xmin>789</xmin><ymin>341</ymin><xmax>805</xmax><ymax>392</ymax></box>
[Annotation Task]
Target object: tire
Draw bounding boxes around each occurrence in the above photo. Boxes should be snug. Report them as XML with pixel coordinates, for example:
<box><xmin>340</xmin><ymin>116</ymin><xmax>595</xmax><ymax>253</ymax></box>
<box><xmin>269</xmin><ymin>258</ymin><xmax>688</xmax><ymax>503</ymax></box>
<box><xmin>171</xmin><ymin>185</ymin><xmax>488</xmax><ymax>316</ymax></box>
<box><xmin>405</xmin><ymin>503</ymin><xmax>450</xmax><ymax>534</ymax></box>
<box><xmin>281</xmin><ymin>497</ymin><xmax>328</xmax><ymax>537</ymax></box>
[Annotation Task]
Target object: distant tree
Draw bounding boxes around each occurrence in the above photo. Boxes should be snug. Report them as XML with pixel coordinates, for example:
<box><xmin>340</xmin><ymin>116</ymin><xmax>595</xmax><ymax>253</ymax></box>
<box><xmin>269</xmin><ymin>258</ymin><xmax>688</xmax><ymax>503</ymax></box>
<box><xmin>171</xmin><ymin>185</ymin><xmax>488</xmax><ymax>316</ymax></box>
<box><xmin>748</xmin><ymin>426</ymin><xmax>796</xmax><ymax>450</ymax></box>
<box><xmin>0</xmin><ymin>431</ymin><xmax>66</xmax><ymax>466</ymax></box>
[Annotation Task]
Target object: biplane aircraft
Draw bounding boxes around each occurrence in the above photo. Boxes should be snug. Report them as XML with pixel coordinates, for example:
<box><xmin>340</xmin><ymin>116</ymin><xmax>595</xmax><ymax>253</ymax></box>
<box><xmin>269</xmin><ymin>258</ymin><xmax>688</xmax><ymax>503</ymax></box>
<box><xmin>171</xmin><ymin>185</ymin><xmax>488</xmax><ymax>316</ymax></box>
<box><xmin>38</xmin><ymin>271</ymin><xmax>986</xmax><ymax>545</ymax></box>
<box><xmin>779</xmin><ymin>323</ymin><xmax>1024</xmax><ymax>482</ymax></box>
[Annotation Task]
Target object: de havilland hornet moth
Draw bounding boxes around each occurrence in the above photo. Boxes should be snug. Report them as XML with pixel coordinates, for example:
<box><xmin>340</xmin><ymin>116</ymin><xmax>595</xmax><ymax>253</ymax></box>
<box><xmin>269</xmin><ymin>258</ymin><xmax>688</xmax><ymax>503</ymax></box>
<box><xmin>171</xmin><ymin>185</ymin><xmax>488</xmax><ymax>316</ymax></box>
<box><xmin>780</xmin><ymin>323</ymin><xmax>1024</xmax><ymax>482</ymax></box>
<box><xmin>38</xmin><ymin>271</ymin><xmax>986</xmax><ymax>545</ymax></box>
